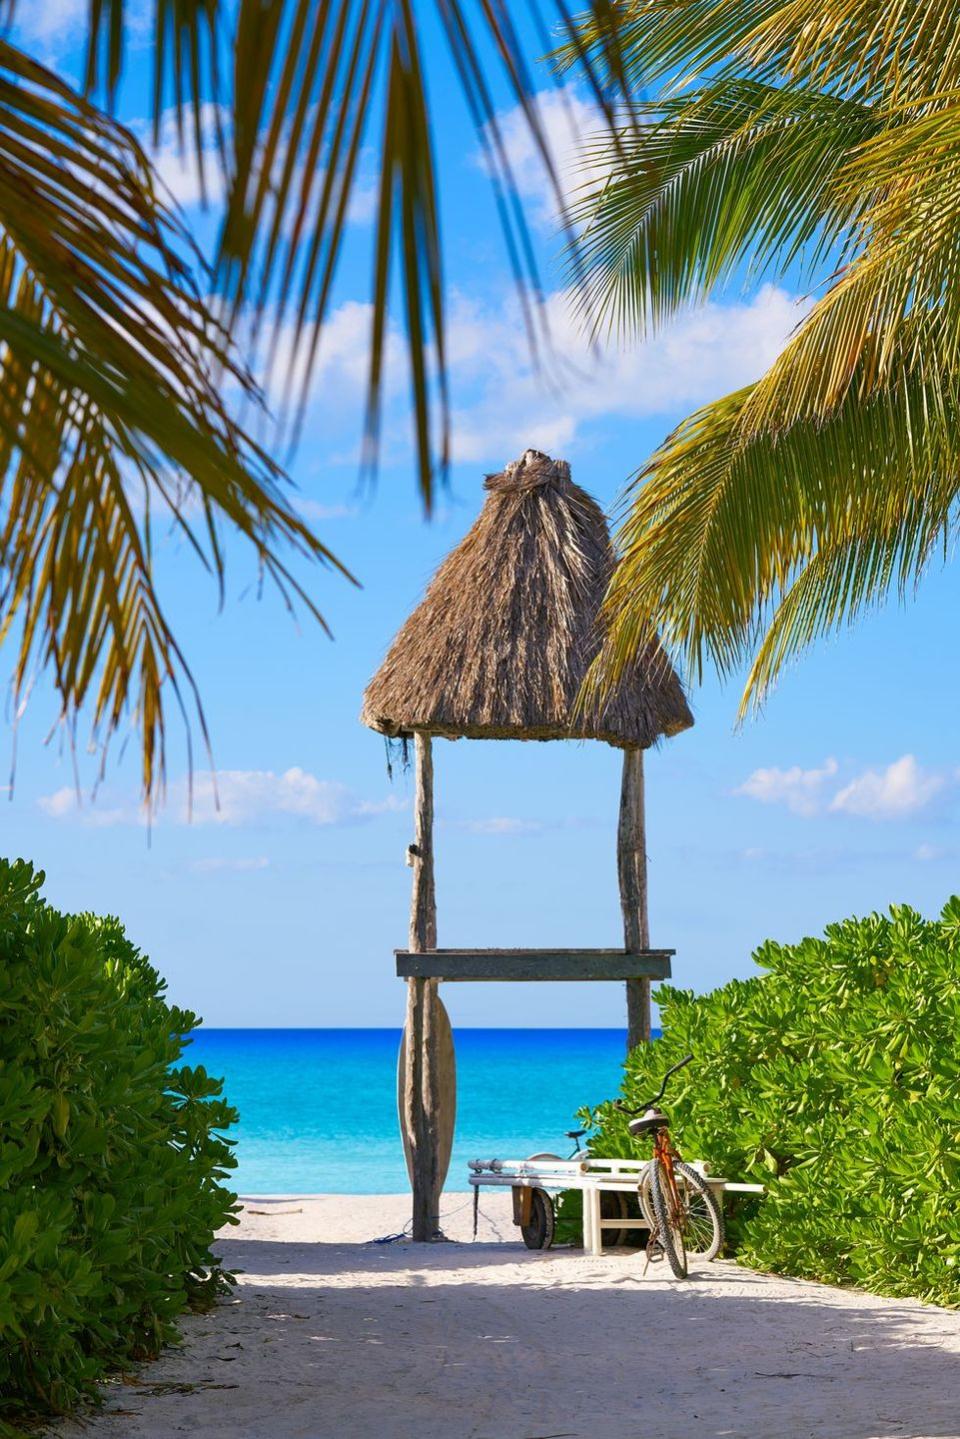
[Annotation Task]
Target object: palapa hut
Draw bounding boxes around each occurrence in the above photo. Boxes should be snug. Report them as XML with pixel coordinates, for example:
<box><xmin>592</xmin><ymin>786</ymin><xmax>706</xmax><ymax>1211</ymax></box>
<box><xmin>362</xmin><ymin>448</ymin><xmax>692</xmax><ymax>1239</ymax></box>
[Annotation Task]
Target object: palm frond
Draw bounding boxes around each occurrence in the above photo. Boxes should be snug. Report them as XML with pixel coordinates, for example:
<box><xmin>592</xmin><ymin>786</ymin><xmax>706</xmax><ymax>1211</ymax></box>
<box><xmin>568</xmin><ymin>5</ymin><xmax>960</xmax><ymax>425</ymax></box>
<box><xmin>568</xmin><ymin>80</ymin><xmax>877</xmax><ymax>337</ymax></box>
<box><xmin>55</xmin><ymin>0</ymin><xmax>636</xmax><ymax>510</ymax></box>
<box><xmin>559</xmin><ymin>0</ymin><xmax>779</xmax><ymax>94</ymax></box>
<box><xmin>564</xmin><ymin>2</ymin><xmax>960</xmax><ymax>714</ymax></box>
<box><xmin>215</xmin><ymin>0</ymin><xmax>626</xmax><ymax>507</ymax></box>
<box><xmin>742</xmin><ymin>0</ymin><xmax>960</xmax><ymax>106</ymax></box>
<box><xmin>586</xmin><ymin>352</ymin><xmax>960</xmax><ymax>714</ymax></box>
<box><xmin>567</xmin><ymin>0</ymin><xmax>960</xmax><ymax>105</ymax></box>
<box><xmin>743</xmin><ymin>101</ymin><xmax>960</xmax><ymax>429</ymax></box>
<box><xmin>0</xmin><ymin>44</ymin><xmax>351</xmax><ymax>808</ymax></box>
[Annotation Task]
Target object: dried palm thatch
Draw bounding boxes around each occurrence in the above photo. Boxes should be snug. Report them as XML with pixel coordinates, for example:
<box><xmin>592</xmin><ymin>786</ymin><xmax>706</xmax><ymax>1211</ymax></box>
<box><xmin>362</xmin><ymin>450</ymin><xmax>692</xmax><ymax>748</ymax></box>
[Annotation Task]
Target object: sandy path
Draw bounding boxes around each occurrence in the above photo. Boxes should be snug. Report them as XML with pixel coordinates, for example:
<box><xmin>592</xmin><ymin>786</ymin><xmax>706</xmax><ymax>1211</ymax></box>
<box><xmin>58</xmin><ymin>1193</ymin><xmax>960</xmax><ymax>1439</ymax></box>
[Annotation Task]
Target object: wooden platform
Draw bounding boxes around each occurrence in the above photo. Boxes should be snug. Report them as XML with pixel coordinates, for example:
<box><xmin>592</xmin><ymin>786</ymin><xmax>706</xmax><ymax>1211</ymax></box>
<box><xmin>395</xmin><ymin>947</ymin><xmax>673</xmax><ymax>982</ymax></box>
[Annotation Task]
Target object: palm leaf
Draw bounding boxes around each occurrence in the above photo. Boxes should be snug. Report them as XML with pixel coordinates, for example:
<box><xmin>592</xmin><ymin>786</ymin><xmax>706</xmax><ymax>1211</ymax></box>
<box><xmin>743</xmin><ymin>101</ymin><xmax>960</xmax><ymax>429</ymax></box>
<box><xmin>568</xmin><ymin>5</ymin><xmax>960</xmax><ymax>426</ymax></box>
<box><xmin>0</xmin><ymin>2</ymin><xmax>637</xmax><ymax>809</ymax></box>
<box><xmin>0</xmin><ymin>44</ymin><xmax>351</xmax><ymax>808</ymax></box>
<box><xmin>586</xmin><ymin>350</ymin><xmax>960</xmax><ymax>715</ymax></box>
<box><xmin>568</xmin><ymin>0</ymin><xmax>960</xmax><ymax>105</ymax></box>
<box><xmin>568</xmin><ymin>79</ymin><xmax>878</xmax><ymax>337</ymax></box>
<box><xmin>59</xmin><ymin>0</ymin><xmax>636</xmax><ymax>510</ymax></box>
<box><xmin>562</xmin><ymin>1</ymin><xmax>960</xmax><ymax>711</ymax></box>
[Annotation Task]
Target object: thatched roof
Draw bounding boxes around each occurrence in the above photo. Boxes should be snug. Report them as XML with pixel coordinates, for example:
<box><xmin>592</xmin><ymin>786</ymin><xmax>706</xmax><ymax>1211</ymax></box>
<box><xmin>361</xmin><ymin>449</ymin><xmax>693</xmax><ymax>749</ymax></box>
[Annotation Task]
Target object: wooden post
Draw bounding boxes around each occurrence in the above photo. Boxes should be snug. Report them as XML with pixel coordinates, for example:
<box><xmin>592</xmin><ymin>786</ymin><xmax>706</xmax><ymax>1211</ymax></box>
<box><xmin>402</xmin><ymin>732</ymin><xmax>443</xmax><ymax>1240</ymax></box>
<box><xmin>618</xmin><ymin>747</ymin><xmax>651</xmax><ymax>1050</ymax></box>
<box><xmin>408</xmin><ymin>732</ymin><xmax>437</xmax><ymax>954</ymax></box>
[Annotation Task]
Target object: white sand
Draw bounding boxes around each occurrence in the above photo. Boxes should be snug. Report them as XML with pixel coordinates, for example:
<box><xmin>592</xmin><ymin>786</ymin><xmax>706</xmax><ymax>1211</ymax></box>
<box><xmin>58</xmin><ymin>1192</ymin><xmax>960</xmax><ymax>1439</ymax></box>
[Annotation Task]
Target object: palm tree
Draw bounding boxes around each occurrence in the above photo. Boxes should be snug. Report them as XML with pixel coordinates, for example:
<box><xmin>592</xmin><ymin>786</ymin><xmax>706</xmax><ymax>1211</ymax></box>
<box><xmin>1</xmin><ymin>1</ymin><xmax>627</xmax><ymax>808</ymax></box>
<box><xmin>568</xmin><ymin>1</ymin><xmax>960</xmax><ymax>716</ymax></box>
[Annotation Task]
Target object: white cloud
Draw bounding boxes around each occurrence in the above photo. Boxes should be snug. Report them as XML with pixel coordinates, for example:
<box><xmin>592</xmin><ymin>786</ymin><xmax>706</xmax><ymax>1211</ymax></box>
<box><xmin>354</xmin><ymin>794</ymin><xmax>407</xmax><ymax>817</ymax></box>
<box><xmin>485</xmin><ymin>88</ymin><xmax>613</xmax><ymax>229</ymax></box>
<box><xmin>830</xmin><ymin>755</ymin><xmax>945</xmax><ymax>820</ymax></box>
<box><xmin>261</xmin><ymin>298</ymin><xmax>407</xmax><ymax>418</ymax></box>
<box><xmin>446</xmin><ymin>814</ymin><xmax>605</xmax><ymax>835</ymax></box>
<box><xmin>289</xmin><ymin>283</ymin><xmax>803</xmax><ymax>466</ymax></box>
<box><xmin>12</xmin><ymin>0</ymin><xmax>86</xmax><ymax>46</ymax></box>
<box><xmin>346</xmin><ymin>169</ymin><xmax>378</xmax><ymax>226</ymax></box>
<box><xmin>734</xmin><ymin>758</ymin><xmax>839</xmax><ymax>818</ymax></box>
<box><xmin>444</xmin><ymin>283</ymin><xmax>804</xmax><ymax>464</ymax></box>
<box><xmin>141</xmin><ymin>104</ymin><xmax>227</xmax><ymax>210</ymax></box>
<box><xmin>456</xmin><ymin>816</ymin><xmax>544</xmax><ymax>836</ymax></box>
<box><xmin>15</xmin><ymin>1</ymin><xmax>151</xmax><ymax>68</ymax></box>
<box><xmin>38</xmin><ymin>787</ymin><xmax>131</xmax><ymax>827</ymax></box>
<box><xmin>134</xmin><ymin>107</ymin><xmax>378</xmax><ymax>225</ymax></box>
<box><xmin>914</xmin><ymin>842</ymin><xmax>948</xmax><ymax>863</ymax></box>
<box><xmin>38</xmin><ymin>768</ymin><xmax>406</xmax><ymax>829</ymax></box>
<box><xmin>38</xmin><ymin>787</ymin><xmax>77</xmax><ymax>819</ymax></box>
<box><xmin>182</xmin><ymin>768</ymin><xmax>352</xmax><ymax>825</ymax></box>
<box><xmin>126</xmin><ymin>82</ymin><xmax>799</xmax><ymax>468</ymax></box>
<box><xmin>295</xmin><ymin>500</ymin><xmax>359</xmax><ymax>522</ymax></box>
<box><xmin>735</xmin><ymin>753</ymin><xmax>950</xmax><ymax>821</ymax></box>
<box><xmin>190</xmin><ymin>856</ymin><xmax>270</xmax><ymax>874</ymax></box>
<box><xmin>191</xmin><ymin>87</ymin><xmax>802</xmax><ymax>461</ymax></box>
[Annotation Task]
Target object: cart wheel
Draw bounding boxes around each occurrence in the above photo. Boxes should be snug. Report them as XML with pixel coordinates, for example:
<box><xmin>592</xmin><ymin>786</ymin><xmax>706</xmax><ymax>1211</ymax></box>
<box><xmin>600</xmin><ymin>1189</ymin><xmax>630</xmax><ymax>1247</ymax></box>
<box><xmin>521</xmin><ymin>1189</ymin><xmax>555</xmax><ymax>1250</ymax></box>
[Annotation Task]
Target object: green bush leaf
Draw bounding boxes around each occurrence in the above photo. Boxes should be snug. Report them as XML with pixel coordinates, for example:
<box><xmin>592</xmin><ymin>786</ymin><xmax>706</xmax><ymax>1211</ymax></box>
<box><xmin>0</xmin><ymin>859</ymin><xmax>238</xmax><ymax>1426</ymax></box>
<box><xmin>586</xmin><ymin>896</ymin><xmax>960</xmax><ymax>1307</ymax></box>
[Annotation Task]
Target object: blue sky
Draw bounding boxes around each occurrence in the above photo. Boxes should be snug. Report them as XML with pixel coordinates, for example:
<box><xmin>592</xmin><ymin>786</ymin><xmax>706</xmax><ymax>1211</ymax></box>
<box><xmin>9</xmin><ymin>5</ymin><xmax>960</xmax><ymax>1027</ymax></box>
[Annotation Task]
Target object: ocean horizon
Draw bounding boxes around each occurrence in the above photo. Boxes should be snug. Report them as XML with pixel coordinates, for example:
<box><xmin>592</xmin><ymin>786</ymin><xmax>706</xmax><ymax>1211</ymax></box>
<box><xmin>186</xmin><ymin>1027</ymin><xmax>658</xmax><ymax>1194</ymax></box>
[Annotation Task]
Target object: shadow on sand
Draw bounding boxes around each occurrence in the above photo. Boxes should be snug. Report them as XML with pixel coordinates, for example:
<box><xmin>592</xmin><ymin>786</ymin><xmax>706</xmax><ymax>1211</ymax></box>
<box><xmin>64</xmin><ymin>1236</ymin><xmax>960</xmax><ymax>1439</ymax></box>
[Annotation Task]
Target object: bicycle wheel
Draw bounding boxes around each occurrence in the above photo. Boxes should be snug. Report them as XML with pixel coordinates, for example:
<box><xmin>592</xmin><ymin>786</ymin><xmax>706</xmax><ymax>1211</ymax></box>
<box><xmin>638</xmin><ymin>1166</ymin><xmax>656</xmax><ymax>1229</ymax></box>
<box><xmin>641</xmin><ymin>1162</ymin><xmax>724</xmax><ymax>1260</ymax></box>
<box><xmin>521</xmin><ymin>1189</ymin><xmax>555</xmax><ymax>1250</ymax></box>
<box><xmin>649</xmin><ymin>1159</ymin><xmax>688</xmax><ymax>1279</ymax></box>
<box><xmin>672</xmin><ymin>1161</ymin><xmax>724</xmax><ymax>1260</ymax></box>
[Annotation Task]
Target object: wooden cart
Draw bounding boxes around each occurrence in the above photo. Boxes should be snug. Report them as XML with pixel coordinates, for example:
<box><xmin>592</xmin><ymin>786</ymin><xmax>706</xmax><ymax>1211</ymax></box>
<box><xmin>468</xmin><ymin>1155</ymin><xmax>764</xmax><ymax>1256</ymax></box>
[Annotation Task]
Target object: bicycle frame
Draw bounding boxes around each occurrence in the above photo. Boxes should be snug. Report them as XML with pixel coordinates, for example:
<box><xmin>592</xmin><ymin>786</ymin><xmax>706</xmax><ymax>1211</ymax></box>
<box><xmin>652</xmin><ymin>1125</ymin><xmax>684</xmax><ymax>1220</ymax></box>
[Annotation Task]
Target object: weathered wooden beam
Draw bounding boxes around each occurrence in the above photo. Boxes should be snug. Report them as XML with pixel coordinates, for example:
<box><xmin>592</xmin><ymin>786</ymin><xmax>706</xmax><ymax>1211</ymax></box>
<box><xmin>512</xmin><ymin>1186</ymin><xmax>533</xmax><ymax>1227</ymax></box>
<box><xmin>395</xmin><ymin>948</ymin><xmax>672</xmax><ymax>982</ymax></box>
<box><xmin>408</xmin><ymin>731</ymin><xmax>436</xmax><ymax>955</ymax></box>
<box><xmin>618</xmin><ymin>747</ymin><xmax>651</xmax><ymax>1049</ymax></box>
<box><xmin>399</xmin><ymin>733</ymin><xmax>455</xmax><ymax>1242</ymax></box>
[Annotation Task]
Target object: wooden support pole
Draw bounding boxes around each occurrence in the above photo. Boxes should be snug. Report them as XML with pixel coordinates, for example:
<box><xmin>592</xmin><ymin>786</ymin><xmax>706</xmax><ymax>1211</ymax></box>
<box><xmin>408</xmin><ymin>732</ymin><xmax>437</xmax><ymax>955</ymax></box>
<box><xmin>618</xmin><ymin>747</ymin><xmax>651</xmax><ymax>1050</ymax></box>
<box><xmin>401</xmin><ymin>732</ymin><xmax>447</xmax><ymax>1241</ymax></box>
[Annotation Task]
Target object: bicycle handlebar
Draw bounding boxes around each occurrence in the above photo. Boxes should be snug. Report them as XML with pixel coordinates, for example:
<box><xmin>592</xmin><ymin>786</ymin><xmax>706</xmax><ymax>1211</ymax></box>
<box><xmin>614</xmin><ymin>1053</ymin><xmax>693</xmax><ymax>1116</ymax></box>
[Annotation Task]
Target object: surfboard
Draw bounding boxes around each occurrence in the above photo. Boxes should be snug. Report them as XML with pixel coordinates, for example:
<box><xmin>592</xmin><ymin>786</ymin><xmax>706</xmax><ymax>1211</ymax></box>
<box><xmin>397</xmin><ymin>992</ymin><xmax>456</xmax><ymax>1191</ymax></box>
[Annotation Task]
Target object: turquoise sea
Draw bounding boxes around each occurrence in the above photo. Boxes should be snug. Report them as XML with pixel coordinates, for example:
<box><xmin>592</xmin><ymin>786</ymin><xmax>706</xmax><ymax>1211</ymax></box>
<box><xmin>186</xmin><ymin>1028</ymin><xmax>651</xmax><ymax>1194</ymax></box>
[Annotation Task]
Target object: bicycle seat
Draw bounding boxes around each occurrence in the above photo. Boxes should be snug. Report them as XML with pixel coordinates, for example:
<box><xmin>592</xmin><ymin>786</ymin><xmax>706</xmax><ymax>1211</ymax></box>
<box><xmin>628</xmin><ymin>1107</ymin><xmax>666</xmax><ymax>1137</ymax></box>
<box><xmin>565</xmin><ymin>1129</ymin><xmax>587</xmax><ymax>1140</ymax></box>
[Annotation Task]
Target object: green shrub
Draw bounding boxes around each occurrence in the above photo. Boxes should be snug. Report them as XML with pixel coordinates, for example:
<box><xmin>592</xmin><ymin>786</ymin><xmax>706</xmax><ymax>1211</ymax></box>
<box><xmin>0</xmin><ymin>859</ymin><xmax>238</xmax><ymax>1429</ymax></box>
<box><xmin>587</xmin><ymin>898</ymin><xmax>960</xmax><ymax>1306</ymax></box>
